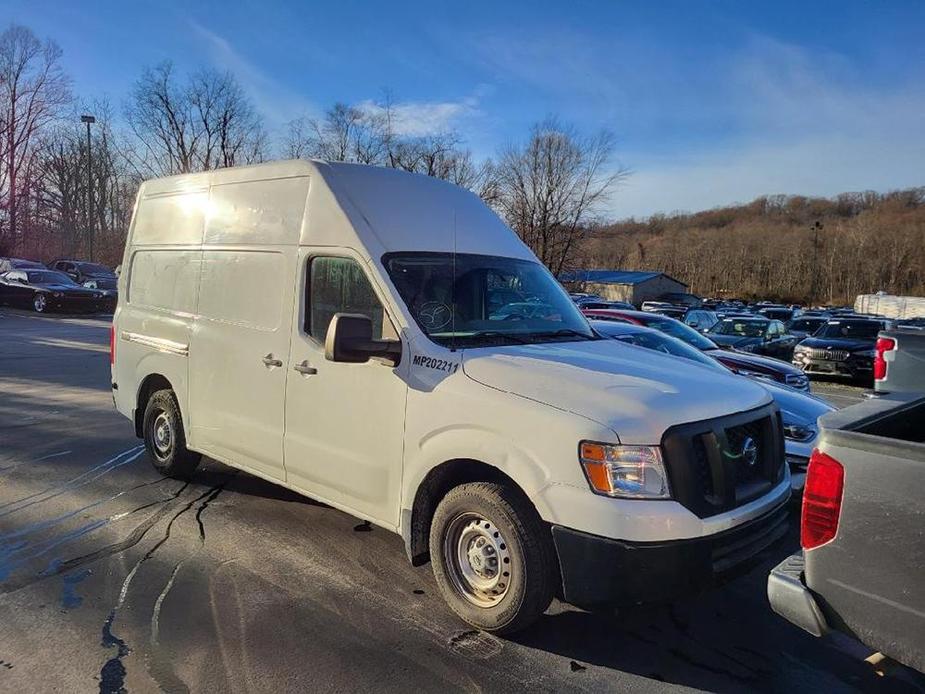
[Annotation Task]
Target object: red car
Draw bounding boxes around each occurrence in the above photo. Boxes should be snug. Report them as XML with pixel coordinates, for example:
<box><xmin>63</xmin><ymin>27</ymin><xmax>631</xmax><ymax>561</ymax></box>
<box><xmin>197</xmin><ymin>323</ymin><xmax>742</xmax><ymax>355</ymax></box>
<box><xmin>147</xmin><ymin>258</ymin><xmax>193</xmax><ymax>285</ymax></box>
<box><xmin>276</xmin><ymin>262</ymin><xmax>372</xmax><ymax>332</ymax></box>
<box><xmin>583</xmin><ymin>308</ymin><xmax>810</xmax><ymax>391</ymax></box>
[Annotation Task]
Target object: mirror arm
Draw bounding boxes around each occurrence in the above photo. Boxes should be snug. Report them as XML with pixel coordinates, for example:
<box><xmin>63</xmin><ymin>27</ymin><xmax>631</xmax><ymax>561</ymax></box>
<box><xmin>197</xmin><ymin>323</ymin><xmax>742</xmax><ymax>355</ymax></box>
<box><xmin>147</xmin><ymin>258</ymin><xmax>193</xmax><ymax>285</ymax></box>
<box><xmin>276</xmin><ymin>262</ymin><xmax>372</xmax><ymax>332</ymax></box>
<box><xmin>343</xmin><ymin>337</ymin><xmax>402</xmax><ymax>364</ymax></box>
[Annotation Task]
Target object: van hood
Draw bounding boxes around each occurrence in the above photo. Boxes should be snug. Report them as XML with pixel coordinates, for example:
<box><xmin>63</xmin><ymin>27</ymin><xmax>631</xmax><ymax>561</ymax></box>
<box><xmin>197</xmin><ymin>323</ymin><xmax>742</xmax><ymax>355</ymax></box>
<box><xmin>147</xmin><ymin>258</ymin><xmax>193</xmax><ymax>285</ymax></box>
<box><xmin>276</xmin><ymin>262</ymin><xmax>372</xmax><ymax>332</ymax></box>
<box><xmin>461</xmin><ymin>339</ymin><xmax>772</xmax><ymax>444</ymax></box>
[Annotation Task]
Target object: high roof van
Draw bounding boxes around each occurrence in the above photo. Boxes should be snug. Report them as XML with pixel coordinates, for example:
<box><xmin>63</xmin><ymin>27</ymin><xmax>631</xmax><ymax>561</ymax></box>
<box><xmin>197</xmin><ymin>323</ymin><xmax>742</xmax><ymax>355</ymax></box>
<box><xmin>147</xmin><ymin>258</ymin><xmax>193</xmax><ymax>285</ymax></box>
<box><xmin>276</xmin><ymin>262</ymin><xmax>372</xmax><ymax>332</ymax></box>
<box><xmin>112</xmin><ymin>160</ymin><xmax>790</xmax><ymax>633</ymax></box>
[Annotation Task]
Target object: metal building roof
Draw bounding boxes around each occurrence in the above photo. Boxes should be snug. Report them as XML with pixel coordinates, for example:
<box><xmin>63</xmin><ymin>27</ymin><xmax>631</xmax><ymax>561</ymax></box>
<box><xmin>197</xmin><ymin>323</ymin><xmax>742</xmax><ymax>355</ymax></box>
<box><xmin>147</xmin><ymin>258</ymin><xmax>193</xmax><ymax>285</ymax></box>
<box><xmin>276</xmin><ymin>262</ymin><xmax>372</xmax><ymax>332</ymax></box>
<box><xmin>559</xmin><ymin>269</ymin><xmax>686</xmax><ymax>286</ymax></box>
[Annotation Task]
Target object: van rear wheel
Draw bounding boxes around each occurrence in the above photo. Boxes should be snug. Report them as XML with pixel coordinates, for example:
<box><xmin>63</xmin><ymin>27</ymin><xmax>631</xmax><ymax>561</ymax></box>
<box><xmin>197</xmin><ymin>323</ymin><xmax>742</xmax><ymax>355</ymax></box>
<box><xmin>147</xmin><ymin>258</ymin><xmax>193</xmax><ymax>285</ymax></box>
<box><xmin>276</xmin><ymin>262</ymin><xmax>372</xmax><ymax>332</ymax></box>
<box><xmin>142</xmin><ymin>389</ymin><xmax>201</xmax><ymax>478</ymax></box>
<box><xmin>429</xmin><ymin>482</ymin><xmax>556</xmax><ymax>634</ymax></box>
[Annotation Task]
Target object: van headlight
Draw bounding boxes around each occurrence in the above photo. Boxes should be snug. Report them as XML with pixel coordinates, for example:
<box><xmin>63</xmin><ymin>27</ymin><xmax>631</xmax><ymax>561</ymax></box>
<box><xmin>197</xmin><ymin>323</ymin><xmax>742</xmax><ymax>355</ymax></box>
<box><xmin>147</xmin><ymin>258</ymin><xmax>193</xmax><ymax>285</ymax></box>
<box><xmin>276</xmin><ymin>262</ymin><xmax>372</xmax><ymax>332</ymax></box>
<box><xmin>579</xmin><ymin>442</ymin><xmax>670</xmax><ymax>499</ymax></box>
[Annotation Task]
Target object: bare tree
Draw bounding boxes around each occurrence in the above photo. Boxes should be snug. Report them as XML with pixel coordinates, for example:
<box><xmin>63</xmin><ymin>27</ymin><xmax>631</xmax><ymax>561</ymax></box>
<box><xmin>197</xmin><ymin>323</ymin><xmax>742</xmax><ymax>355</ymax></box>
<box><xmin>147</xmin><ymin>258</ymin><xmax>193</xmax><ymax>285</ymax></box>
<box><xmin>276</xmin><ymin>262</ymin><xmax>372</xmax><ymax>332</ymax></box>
<box><xmin>33</xmin><ymin>101</ymin><xmax>138</xmax><ymax>262</ymax></box>
<box><xmin>0</xmin><ymin>24</ymin><xmax>70</xmax><ymax>247</ymax></box>
<box><xmin>282</xmin><ymin>102</ymin><xmax>389</xmax><ymax>165</ymax></box>
<box><xmin>125</xmin><ymin>61</ymin><xmax>265</xmax><ymax>176</ymax></box>
<box><xmin>280</xmin><ymin>96</ymin><xmax>499</xmax><ymax>203</ymax></box>
<box><xmin>188</xmin><ymin>68</ymin><xmax>266</xmax><ymax>169</ymax></box>
<box><xmin>494</xmin><ymin>117</ymin><xmax>627</xmax><ymax>276</ymax></box>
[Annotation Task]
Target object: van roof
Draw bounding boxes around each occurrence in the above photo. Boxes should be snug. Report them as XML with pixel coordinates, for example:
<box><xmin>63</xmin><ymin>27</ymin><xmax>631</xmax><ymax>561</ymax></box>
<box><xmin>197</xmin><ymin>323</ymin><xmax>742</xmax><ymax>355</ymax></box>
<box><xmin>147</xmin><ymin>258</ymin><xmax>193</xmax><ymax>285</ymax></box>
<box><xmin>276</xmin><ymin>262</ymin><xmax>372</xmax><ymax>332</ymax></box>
<box><xmin>137</xmin><ymin>160</ymin><xmax>533</xmax><ymax>260</ymax></box>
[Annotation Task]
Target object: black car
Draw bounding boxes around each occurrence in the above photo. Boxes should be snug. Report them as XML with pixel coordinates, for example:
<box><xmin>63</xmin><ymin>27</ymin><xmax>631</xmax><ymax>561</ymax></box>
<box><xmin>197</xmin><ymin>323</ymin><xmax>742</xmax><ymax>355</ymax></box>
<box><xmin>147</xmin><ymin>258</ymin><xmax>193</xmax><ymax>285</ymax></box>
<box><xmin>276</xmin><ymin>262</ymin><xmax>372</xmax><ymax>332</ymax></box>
<box><xmin>50</xmin><ymin>259</ymin><xmax>118</xmax><ymax>309</ymax></box>
<box><xmin>50</xmin><ymin>260</ymin><xmax>118</xmax><ymax>289</ymax></box>
<box><xmin>786</xmin><ymin>316</ymin><xmax>828</xmax><ymax>339</ymax></box>
<box><xmin>0</xmin><ymin>269</ymin><xmax>109</xmax><ymax>313</ymax></box>
<box><xmin>705</xmin><ymin>316</ymin><xmax>798</xmax><ymax>359</ymax></box>
<box><xmin>792</xmin><ymin>318</ymin><xmax>890</xmax><ymax>381</ymax></box>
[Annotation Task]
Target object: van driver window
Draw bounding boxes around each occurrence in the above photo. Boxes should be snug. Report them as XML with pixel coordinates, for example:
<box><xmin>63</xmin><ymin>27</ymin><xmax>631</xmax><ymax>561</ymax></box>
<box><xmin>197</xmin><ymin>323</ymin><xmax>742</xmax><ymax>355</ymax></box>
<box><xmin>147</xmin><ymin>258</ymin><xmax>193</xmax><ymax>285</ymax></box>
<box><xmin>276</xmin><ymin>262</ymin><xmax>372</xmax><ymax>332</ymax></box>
<box><xmin>307</xmin><ymin>257</ymin><xmax>393</xmax><ymax>343</ymax></box>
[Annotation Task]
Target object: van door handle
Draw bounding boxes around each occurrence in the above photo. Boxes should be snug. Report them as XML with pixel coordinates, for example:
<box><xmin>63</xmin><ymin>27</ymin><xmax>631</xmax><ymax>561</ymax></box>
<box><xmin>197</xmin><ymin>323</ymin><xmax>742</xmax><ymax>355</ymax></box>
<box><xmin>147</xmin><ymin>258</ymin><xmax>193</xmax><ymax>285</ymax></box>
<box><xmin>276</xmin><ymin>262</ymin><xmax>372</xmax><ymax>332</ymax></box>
<box><xmin>262</xmin><ymin>353</ymin><xmax>283</xmax><ymax>368</ymax></box>
<box><xmin>293</xmin><ymin>360</ymin><xmax>317</xmax><ymax>375</ymax></box>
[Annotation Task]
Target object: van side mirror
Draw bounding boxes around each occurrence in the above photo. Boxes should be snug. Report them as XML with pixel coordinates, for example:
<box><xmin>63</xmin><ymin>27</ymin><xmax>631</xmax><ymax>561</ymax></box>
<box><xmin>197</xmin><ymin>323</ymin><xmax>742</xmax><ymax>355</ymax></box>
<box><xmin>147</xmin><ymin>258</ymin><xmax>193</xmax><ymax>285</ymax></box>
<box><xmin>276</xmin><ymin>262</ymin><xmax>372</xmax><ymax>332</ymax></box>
<box><xmin>325</xmin><ymin>313</ymin><xmax>401</xmax><ymax>366</ymax></box>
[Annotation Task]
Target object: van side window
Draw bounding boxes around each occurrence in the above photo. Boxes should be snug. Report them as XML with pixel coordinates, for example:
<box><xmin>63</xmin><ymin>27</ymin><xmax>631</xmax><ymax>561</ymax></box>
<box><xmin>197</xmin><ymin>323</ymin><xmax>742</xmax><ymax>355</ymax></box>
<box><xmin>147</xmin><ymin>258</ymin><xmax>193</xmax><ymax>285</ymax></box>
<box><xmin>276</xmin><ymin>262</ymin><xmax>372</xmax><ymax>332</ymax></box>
<box><xmin>307</xmin><ymin>257</ymin><xmax>394</xmax><ymax>343</ymax></box>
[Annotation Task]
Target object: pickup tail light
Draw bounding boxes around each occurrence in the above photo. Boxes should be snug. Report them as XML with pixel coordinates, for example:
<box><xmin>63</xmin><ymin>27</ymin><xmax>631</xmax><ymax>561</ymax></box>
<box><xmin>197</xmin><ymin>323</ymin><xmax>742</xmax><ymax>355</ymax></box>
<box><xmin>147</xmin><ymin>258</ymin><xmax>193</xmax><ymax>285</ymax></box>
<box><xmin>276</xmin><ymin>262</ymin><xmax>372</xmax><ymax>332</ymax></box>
<box><xmin>801</xmin><ymin>449</ymin><xmax>844</xmax><ymax>550</ymax></box>
<box><xmin>110</xmin><ymin>325</ymin><xmax>116</xmax><ymax>366</ymax></box>
<box><xmin>873</xmin><ymin>336</ymin><xmax>896</xmax><ymax>381</ymax></box>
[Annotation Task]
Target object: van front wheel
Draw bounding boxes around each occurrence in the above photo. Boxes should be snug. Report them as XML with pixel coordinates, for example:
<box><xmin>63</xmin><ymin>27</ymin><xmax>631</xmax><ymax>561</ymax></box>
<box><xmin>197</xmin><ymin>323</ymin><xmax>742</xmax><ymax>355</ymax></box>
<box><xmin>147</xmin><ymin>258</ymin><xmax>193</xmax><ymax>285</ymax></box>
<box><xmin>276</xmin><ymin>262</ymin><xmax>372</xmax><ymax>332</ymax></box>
<box><xmin>142</xmin><ymin>389</ymin><xmax>201</xmax><ymax>478</ymax></box>
<box><xmin>429</xmin><ymin>482</ymin><xmax>556</xmax><ymax>634</ymax></box>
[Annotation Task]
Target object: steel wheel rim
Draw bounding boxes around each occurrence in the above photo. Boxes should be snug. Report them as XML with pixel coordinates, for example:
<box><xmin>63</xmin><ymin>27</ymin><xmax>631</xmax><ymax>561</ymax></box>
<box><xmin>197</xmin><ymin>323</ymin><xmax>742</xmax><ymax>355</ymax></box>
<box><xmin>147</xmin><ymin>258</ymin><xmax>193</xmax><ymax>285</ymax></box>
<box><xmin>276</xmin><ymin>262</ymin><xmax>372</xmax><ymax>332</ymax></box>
<box><xmin>34</xmin><ymin>294</ymin><xmax>46</xmax><ymax>312</ymax></box>
<box><xmin>443</xmin><ymin>513</ymin><xmax>512</xmax><ymax>607</ymax></box>
<box><xmin>151</xmin><ymin>411</ymin><xmax>173</xmax><ymax>461</ymax></box>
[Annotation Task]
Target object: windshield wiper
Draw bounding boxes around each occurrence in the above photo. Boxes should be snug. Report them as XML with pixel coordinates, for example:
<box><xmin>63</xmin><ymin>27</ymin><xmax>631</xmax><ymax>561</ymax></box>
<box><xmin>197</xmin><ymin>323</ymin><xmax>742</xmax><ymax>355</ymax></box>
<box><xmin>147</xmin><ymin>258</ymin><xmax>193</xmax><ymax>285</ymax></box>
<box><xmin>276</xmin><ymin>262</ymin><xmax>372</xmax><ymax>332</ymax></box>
<box><xmin>464</xmin><ymin>330</ymin><xmax>533</xmax><ymax>344</ymax></box>
<box><xmin>528</xmin><ymin>329</ymin><xmax>598</xmax><ymax>341</ymax></box>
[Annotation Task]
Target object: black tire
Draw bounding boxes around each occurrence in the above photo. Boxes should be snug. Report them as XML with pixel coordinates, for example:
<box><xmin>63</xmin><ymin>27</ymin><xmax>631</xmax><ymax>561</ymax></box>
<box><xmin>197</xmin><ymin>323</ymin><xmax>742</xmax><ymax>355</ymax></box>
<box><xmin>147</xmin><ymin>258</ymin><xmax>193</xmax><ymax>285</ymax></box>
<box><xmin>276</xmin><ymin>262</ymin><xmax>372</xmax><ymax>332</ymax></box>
<box><xmin>33</xmin><ymin>293</ymin><xmax>47</xmax><ymax>313</ymax></box>
<box><xmin>142</xmin><ymin>389</ymin><xmax>201</xmax><ymax>478</ymax></box>
<box><xmin>429</xmin><ymin>482</ymin><xmax>557</xmax><ymax>634</ymax></box>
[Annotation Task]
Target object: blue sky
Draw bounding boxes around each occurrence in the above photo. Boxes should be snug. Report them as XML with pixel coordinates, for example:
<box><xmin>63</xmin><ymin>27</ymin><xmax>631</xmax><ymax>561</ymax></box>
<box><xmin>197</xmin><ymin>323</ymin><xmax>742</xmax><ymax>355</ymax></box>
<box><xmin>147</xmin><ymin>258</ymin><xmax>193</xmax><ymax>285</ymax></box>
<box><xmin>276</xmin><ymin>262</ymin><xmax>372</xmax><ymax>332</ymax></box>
<box><xmin>3</xmin><ymin>0</ymin><xmax>924</xmax><ymax>218</ymax></box>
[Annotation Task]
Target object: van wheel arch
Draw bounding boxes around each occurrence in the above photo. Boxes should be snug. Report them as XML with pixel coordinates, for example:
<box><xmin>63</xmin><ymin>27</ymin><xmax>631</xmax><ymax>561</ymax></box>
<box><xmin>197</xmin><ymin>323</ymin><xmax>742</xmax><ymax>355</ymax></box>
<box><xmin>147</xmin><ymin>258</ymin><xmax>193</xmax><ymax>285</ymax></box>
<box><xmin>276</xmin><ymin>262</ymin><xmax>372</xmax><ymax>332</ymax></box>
<box><xmin>405</xmin><ymin>459</ymin><xmax>545</xmax><ymax>567</ymax></box>
<box><xmin>134</xmin><ymin>374</ymin><xmax>174</xmax><ymax>437</ymax></box>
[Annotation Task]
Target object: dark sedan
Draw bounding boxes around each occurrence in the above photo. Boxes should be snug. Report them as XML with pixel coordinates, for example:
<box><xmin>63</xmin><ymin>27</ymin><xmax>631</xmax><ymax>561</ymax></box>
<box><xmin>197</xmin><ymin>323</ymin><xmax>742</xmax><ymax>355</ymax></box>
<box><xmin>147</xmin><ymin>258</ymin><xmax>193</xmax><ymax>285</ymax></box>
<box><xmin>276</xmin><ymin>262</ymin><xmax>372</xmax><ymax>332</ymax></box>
<box><xmin>792</xmin><ymin>318</ymin><xmax>890</xmax><ymax>382</ymax></box>
<box><xmin>582</xmin><ymin>308</ymin><xmax>810</xmax><ymax>390</ymax></box>
<box><xmin>0</xmin><ymin>269</ymin><xmax>109</xmax><ymax>313</ymax></box>
<box><xmin>50</xmin><ymin>260</ymin><xmax>118</xmax><ymax>310</ymax></box>
<box><xmin>705</xmin><ymin>316</ymin><xmax>798</xmax><ymax>359</ymax></box>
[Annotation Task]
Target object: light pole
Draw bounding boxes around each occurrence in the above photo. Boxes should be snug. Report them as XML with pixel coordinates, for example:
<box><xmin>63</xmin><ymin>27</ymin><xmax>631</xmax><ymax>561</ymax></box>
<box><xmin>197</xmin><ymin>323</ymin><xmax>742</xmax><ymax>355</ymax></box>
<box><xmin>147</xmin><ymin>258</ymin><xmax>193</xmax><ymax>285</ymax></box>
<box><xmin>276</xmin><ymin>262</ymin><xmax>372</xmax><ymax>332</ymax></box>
<box><xmin>81</xmin><ymin>115</ymin><xmax>96</xmax><ymax>261</ymax></box>
<box><xmin>809</xmin><ymin>221</ymin><xmax>823</xmax><ymax>303</ymax></box>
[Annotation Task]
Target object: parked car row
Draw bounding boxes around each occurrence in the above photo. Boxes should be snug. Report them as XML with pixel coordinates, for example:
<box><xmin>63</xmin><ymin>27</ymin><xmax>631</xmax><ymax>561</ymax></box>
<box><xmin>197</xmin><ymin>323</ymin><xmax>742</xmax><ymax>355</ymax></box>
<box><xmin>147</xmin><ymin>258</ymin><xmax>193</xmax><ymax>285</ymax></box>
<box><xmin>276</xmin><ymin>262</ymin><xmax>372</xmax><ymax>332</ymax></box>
<box><xmin>570</xmin><ymin>292</ymin><xmax>911</xmax><ymax>385</ymax></box>
<box><xmin>0</xmin><ymin>257</ymin><xmax>118</xmax><ymax>313</ymax></box>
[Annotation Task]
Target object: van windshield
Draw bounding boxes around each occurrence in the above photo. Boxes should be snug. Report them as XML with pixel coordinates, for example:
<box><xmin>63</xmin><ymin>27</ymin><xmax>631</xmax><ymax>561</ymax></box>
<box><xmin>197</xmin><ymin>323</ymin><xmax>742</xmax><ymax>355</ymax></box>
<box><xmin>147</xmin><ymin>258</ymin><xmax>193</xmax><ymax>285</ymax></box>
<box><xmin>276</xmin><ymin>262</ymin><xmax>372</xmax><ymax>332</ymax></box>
<box><xmin>383</xmin><ymin>252</ymin><xmax>596</xmax><ymax>347</ymax></box>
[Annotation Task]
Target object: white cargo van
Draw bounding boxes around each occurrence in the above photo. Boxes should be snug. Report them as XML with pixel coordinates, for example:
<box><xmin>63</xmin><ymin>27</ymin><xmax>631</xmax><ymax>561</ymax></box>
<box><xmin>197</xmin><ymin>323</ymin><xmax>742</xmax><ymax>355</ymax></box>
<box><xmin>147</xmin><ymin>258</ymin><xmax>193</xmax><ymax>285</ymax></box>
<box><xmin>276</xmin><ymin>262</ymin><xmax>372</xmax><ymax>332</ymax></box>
<box><xmin>112</xmin><ymin>160</ymin><xmax>790</xmax><ymax>633</ymax></box>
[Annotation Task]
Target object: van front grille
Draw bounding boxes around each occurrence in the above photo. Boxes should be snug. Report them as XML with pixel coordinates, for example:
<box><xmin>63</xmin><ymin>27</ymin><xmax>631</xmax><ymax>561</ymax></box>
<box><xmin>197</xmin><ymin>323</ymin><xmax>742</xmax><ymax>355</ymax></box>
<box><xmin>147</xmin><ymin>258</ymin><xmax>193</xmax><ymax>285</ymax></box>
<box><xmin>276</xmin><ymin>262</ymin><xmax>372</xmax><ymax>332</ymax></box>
<box><xmin>661</xmin><ymin>404</ymin><xmax>785</xmax><ymax>518</ymax></box>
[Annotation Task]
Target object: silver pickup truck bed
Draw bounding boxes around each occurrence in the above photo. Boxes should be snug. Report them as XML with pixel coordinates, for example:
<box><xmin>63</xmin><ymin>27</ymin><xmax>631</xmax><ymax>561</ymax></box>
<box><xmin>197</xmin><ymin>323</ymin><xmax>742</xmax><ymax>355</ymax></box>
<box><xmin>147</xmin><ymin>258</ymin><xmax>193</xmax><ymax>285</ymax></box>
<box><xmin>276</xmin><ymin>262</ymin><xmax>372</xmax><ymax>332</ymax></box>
<box><xmin>768</xmin><ymin>393</ymin><xmax>925</xmax><ymax>673</ymax></box>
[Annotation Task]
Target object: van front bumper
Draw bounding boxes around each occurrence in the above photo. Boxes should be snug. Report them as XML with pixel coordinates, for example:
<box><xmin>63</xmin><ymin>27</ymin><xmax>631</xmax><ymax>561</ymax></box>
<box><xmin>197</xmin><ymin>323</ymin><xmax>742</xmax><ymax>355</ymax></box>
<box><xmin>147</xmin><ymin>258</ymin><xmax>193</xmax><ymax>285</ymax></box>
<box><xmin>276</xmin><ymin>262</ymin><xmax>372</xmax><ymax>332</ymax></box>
<box><xmin>552</xmin><ymin>500</ymin><xmax>789</xmax><ymax>608</ymax></box>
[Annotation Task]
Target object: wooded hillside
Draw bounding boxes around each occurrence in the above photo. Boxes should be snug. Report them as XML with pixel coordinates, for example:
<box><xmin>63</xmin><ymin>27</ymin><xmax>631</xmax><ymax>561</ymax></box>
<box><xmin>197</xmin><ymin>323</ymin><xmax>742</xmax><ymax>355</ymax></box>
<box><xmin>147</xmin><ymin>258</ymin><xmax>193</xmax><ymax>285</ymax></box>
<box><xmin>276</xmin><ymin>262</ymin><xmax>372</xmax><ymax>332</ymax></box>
<box><xmin>584</xmin><ymin>188</ymin><xmax>925</xmax><ymax>304</ymax></box>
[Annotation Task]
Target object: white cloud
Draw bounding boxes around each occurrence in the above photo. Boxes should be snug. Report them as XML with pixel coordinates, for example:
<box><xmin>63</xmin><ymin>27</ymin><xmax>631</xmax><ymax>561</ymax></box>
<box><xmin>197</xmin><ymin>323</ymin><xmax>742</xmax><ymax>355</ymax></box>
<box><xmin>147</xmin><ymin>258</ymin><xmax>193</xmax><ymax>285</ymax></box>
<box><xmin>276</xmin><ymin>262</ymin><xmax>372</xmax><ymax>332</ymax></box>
<box><xmin>189</xmin><ymin>21</ymin><xmax>315</xmax><ymax>126</ymax></box>
<box><xmin>355</xmin><ymin>94</ymin><xmax>481</xmax><ymax>137</ymax></box>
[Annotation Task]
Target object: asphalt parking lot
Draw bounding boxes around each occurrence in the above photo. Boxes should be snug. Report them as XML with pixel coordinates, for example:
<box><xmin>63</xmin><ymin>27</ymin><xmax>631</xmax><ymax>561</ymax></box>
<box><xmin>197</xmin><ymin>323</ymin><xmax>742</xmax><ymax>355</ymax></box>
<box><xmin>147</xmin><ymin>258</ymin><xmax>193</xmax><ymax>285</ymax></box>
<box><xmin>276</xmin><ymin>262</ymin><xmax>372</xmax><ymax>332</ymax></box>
<box><xmin>0</xmin><ymin>310</ymin><xmax>921</xmax><ymax>693</ymax></box>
